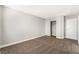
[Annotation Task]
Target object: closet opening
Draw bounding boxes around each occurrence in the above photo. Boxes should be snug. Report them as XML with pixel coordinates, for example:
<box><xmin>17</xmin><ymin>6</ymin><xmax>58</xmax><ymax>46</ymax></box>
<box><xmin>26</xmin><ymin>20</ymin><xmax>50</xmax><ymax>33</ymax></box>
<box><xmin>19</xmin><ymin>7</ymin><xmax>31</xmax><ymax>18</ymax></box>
<box><xmin>50</xmin><ymin>21</ymin><xmax>56</xmax><ymax>37</ymax></box>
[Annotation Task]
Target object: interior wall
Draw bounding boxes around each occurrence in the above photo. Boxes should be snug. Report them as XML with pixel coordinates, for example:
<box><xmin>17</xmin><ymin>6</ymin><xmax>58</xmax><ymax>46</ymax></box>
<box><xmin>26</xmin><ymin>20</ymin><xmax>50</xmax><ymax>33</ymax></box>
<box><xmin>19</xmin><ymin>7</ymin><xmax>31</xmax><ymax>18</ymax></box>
<box><xmin>56</xmin><ymin>16</ymin><xmax>65</xmax><ymax>39</ymax></box>
<box><xmin>45</xmin><ymin>18</ymin><xmax>55</xmax><ymax>36</ymax></box>
<box><xmin>45</xmin><ymin>19</ymin><xmax>51</xmax><ymax>36</ymax></box>
<box><xmin>45</xmin><ymin>16</ymin><xmax>64</xmax><ymax>39</ymax></box>
<box><xmin>2</xmin><ymin>7</ymin><xmax>45</xmax><ymax>45</ymax></box>
<box><xmin>52</xmin><ymin>21</ymin><xmax>56</xmax><ymax>36</ymax></box>
<box><xmin>0</xmin><ymin>6</ymin><xmax>3</xmax><ymax>45</ymax></box>
<box><xmin>77</xmin><ymin>15</ymin><xmax>79</xmax><ymax>44</ymax></box>
<box><xmin>65</xmin><ymin>15</ymin><xmax>77</xmax><ymax>40</ymax></box>
<box><xmin>45</xmin><ymin>15</ymin><xmax>78</xmax><ymax>41</ymax></box>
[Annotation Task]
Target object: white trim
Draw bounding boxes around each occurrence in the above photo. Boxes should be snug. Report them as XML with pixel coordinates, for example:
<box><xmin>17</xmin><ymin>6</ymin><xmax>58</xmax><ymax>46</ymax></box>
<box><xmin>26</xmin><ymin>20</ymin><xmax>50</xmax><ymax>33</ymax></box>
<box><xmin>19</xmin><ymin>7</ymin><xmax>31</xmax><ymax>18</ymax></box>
<box><xmin>0</xmin><ymin>35</ymin><xmax>45</xmax><ymax>48</ymax></box>
<box><xmin>56</xmin><ymin>37</ymin><xmax>64</xmax><ymax>39</ymax></box>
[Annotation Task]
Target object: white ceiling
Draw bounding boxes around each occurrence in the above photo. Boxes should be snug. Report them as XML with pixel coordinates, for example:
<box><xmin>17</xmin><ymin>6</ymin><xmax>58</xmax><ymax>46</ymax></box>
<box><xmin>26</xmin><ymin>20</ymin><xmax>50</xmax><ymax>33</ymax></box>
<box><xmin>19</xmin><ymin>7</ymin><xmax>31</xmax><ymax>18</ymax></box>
<box><xmin>6</xmin><ymin>5</ymin><xmax>79</xmax><ymax>19</ymax></box>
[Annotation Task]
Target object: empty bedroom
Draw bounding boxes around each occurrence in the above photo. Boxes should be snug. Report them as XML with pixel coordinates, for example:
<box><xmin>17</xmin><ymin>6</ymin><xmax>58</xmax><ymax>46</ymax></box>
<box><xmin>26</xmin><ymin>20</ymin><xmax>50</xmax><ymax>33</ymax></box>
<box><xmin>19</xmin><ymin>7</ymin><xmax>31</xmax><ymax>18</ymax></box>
<box><xmin>0</xmin><ymin>5</ymin><xmax>79</xmax><ymax>54</ymax></box>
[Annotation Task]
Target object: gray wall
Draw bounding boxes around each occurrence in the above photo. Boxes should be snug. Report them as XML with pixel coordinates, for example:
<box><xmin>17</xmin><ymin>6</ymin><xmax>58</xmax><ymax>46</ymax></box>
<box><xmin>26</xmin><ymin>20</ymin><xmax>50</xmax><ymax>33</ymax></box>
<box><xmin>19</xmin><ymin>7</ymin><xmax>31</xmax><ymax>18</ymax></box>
<box><xmin>2</xmin><ymin>7</ymin><xmax>45</xmax><ymax>45</ymax></box>
<box><xmin>65</xmin><ymin>15</ymin><xmax>77</xmax><ymax>40</ymax></box>
<box><xmin>0</xmin><ymin>6</ymin><xmax>3</xmax><ymax>45</ymax></box>
<box><xmin>78</xmin><ymin>15</ymin><xmax>79</xmax><ymax>44</ymax></box>
<box><xmin>56</xmin><ymin>16</ymin><xmax>65</xmax><ymax>39</ymax></box>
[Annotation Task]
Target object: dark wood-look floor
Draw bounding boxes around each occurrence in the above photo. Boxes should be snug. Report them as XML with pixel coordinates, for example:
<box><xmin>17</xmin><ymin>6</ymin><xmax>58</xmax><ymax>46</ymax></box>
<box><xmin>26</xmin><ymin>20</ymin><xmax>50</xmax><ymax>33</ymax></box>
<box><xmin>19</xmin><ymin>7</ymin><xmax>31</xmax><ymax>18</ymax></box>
<box><xmin>0</xmin><ymin>36</ymin><xmax>79</xmax><ymax>54</ymax></box>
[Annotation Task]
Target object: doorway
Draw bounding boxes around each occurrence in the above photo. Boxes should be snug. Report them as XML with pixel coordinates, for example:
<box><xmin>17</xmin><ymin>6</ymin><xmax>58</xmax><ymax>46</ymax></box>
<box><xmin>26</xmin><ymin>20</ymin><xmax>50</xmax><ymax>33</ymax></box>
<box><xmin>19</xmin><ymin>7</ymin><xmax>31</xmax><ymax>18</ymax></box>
<box><xmin>50</xmin><ymin>21</ymin><xmax>56</xmax><ymax>37</ymax></box>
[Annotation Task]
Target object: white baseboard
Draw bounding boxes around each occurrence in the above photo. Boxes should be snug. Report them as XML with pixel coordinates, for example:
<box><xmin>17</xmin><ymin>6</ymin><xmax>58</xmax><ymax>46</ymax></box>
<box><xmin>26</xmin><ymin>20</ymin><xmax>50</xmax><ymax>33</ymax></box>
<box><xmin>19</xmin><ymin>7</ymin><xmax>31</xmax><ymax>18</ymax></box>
<box><xmin>56</xmin><ymin>37</ymin><xmax>64</xmax><ymax>39</ymax></box>
<box><xmin>0</xmin><ymin>35</ymin><xmax>45</xmax><ymax>49</ymax></box>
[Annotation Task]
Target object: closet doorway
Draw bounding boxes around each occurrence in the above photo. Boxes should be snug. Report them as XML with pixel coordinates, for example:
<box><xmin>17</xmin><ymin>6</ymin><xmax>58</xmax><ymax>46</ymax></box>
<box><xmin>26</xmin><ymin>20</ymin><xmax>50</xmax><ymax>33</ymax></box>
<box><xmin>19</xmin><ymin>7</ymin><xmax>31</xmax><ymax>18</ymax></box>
<box><xmin>50</xmin><ymin>21</ymin><xmax>56</xmax><ymax>37</ymax></box>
